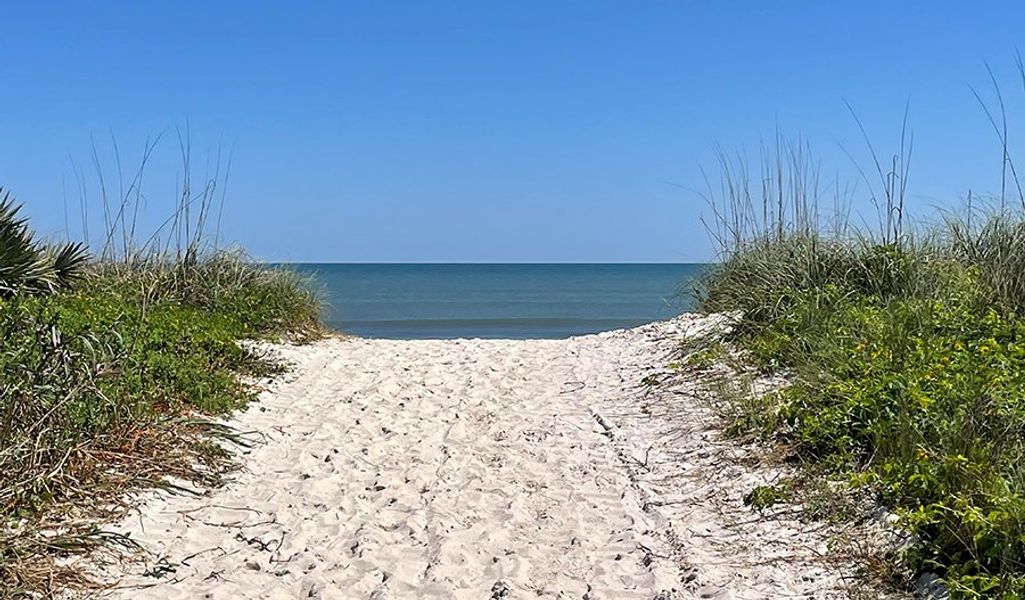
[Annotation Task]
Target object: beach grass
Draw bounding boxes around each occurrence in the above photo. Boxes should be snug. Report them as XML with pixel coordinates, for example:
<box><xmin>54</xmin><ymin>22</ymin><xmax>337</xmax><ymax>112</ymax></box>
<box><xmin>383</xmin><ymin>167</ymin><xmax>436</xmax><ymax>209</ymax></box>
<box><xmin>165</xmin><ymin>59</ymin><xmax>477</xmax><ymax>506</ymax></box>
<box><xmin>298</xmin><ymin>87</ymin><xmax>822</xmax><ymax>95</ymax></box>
<box><xmin>0</xmin><ymin>190</ymin><xmax>321</xmax><ymax>596</ymax></box>
<box><xmin>698</xmin><ymin>126</ymin><xmax>1025</xmax><ymax>597</ymax></box>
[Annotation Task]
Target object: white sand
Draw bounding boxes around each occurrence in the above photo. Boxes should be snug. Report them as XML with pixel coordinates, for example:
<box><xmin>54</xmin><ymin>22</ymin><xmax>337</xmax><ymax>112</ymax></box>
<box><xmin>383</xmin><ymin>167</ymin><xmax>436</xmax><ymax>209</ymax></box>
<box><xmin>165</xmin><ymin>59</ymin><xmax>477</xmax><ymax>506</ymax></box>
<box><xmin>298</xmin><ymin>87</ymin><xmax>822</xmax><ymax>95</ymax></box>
<box><xmin>97</xmin><ymin>315</ymin><xmax>876</xmax><ymax>599</ymax></box>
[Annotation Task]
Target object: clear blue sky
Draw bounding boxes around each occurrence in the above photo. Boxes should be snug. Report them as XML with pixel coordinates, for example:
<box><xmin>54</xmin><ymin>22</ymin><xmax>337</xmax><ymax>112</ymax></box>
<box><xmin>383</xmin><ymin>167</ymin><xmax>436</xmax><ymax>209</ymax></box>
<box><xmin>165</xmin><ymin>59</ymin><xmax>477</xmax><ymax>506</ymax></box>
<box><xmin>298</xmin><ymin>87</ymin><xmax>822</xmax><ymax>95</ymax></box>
<box><xmin>5</xmin><ymin>1</ymin><xmax>1025</xmax><ymax>262</ymax></box>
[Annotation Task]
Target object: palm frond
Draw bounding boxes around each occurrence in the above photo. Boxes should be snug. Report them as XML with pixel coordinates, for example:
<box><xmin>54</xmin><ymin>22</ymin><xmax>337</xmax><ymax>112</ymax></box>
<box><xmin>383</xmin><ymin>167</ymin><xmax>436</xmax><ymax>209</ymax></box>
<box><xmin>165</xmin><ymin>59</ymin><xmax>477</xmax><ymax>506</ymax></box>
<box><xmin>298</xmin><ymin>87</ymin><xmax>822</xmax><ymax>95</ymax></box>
<box><xmin>0</xmin><ymin>188</ymin><xmax>90</xmax><ymax>296</ymax></box>
<box><xmin>48</xmin><ymin>242</ymin><xmax>90</xmax><ymax>291</ymax></box>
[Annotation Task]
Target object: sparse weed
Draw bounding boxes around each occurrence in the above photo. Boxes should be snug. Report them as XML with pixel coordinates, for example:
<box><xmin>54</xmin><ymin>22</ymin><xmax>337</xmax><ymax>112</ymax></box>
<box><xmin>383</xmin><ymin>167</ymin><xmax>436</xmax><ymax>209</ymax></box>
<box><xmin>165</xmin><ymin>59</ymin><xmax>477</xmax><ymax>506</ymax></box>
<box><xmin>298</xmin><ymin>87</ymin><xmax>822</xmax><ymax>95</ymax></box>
<box><xmin>681</xmin><ymin>340</ymin><xmax>728</xmax><ymax>371</ymax></box>
<box><xmin>743</xmin><ymin>482</ymin><xmax>793</xmax><ymax>511</ymax></box>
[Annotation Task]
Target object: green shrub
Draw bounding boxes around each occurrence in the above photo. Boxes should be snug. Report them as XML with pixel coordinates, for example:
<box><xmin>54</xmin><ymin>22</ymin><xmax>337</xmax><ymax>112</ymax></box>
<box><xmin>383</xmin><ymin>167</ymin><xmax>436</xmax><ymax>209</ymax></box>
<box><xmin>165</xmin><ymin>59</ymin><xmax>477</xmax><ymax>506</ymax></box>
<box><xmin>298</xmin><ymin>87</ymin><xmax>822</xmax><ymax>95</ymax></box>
<box><xmin>0</xmin><ymin>255</ymin><xmax>321</xmax><ymax>594</ymax></box>
<box><xmin>704</xmin><ymin>233</ymin><xmax>1025</xmax><ymax>596</ymax></box>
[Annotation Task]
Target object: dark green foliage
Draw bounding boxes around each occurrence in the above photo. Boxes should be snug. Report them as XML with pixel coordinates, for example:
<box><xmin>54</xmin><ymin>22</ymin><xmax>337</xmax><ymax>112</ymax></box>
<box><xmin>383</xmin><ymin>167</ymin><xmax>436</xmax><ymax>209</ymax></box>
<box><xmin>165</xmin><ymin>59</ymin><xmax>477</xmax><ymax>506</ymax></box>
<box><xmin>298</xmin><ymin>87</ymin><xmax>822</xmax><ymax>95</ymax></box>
<box><xmin>0</xmin><ymin>254</ymin><xmax>320</xmax><ymax>595</ymax></box>
<box><xmin>0</xmin><ymin>191</ymin><xmax>88</xmax><ymax>296</ymax></box>
<box><xmin>704</xmin><ymin>227</ymin><xmax>1025</xmax><ymax>597</ymax></box>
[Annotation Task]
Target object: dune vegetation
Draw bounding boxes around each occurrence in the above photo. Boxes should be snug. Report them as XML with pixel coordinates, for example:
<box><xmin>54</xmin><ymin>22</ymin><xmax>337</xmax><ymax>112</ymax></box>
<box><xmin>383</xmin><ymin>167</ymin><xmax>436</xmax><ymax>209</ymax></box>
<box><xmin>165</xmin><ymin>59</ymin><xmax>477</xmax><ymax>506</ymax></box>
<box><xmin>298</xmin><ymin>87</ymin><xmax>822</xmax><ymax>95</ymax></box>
<box><xmin>698</xmin><ymin>118</ymin><xmax>1025</xmax><ymax>597</ymax></box>
<box><xmin>0</xmin><ymin>185</ymin><xmax>320</xmax><ymax>597</ymax></box>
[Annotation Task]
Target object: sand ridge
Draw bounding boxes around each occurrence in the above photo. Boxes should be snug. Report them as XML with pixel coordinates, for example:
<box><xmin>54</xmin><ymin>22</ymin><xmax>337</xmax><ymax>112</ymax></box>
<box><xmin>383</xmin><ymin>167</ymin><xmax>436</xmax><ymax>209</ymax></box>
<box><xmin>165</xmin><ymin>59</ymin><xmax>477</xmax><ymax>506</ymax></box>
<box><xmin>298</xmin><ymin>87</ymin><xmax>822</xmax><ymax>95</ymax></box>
<box><xmin>97</xmin><ymin>315</ymin><xmax>873</xmax><ymax>599</ymax></box>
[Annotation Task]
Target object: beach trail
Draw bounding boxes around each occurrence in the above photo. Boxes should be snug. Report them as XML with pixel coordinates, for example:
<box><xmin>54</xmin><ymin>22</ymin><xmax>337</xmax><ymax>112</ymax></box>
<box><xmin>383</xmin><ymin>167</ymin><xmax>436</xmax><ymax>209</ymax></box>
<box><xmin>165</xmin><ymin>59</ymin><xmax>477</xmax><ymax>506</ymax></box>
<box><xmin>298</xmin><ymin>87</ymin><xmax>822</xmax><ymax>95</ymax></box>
<box><xmin>100</xmin><ymin>316</ymin><xmax>864</xmax><ymax>599</ymax></box>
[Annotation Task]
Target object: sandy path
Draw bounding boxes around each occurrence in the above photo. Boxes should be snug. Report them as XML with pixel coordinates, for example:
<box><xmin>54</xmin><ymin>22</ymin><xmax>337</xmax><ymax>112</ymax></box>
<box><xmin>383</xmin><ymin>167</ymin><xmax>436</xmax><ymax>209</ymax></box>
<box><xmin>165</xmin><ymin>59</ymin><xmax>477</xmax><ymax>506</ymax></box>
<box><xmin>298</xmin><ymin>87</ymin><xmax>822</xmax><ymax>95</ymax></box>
<box><xmin>99</xmin><ymin>316</ymin><xmax>868</xmax><ymax>599</ymax></box>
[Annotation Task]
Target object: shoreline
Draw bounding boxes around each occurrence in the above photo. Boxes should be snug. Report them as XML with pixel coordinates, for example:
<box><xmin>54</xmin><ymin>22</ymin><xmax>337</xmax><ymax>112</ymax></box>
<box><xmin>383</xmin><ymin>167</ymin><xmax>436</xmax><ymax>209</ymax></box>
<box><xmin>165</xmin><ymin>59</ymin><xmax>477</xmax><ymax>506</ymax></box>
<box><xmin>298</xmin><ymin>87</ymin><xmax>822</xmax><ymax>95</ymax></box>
<box><xmin>89</xmin><ymin>315</ymin><xmax>889</xmax><ymax>599</ymax></box>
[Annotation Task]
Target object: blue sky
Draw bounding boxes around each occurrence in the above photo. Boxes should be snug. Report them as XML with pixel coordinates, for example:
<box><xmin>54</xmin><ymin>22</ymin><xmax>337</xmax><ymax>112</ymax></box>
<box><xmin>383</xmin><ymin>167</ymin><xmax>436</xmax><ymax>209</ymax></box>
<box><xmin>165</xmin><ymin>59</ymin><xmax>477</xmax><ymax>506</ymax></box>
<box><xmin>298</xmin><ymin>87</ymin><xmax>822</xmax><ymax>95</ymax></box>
<box><xmin>5</xmin><ymin>1</ymin><xmax>1025</xmax><ymax>262</ymax></box>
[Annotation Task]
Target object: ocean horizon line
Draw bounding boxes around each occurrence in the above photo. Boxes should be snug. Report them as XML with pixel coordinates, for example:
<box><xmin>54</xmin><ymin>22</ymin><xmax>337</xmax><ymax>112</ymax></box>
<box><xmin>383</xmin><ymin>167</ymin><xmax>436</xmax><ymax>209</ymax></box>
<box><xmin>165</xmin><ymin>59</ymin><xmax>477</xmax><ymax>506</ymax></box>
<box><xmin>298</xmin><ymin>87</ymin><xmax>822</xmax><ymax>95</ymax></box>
<box><xmin>265</xmin><ymin>260</ymin><xmax>711</xmax><ymax>265</ymax></box>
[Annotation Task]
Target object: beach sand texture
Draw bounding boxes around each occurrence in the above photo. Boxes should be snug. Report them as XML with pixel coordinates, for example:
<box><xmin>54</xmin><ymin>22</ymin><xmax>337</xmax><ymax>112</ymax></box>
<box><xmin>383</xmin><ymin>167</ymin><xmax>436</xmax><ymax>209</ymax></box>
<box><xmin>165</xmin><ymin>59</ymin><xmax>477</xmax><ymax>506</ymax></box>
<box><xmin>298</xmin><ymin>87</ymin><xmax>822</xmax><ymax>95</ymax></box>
<box><xmin>100</xmin><ymin>315</ymin><xmax>864</xmax><ymax>599</ymax></box>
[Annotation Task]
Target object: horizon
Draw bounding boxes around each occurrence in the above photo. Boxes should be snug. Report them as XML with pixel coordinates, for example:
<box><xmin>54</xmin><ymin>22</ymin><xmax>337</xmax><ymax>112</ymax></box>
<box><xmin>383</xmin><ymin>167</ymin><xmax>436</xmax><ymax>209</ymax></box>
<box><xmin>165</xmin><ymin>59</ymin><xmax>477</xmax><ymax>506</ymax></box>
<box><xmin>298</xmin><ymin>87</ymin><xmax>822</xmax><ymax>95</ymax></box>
<box><xmin>7</xmin><ymin>2</ymin><xmax>1025</xmax><ymax>262</ymax></box>
<box><xmin>266</xmin><ymin>260</ymin><xmax>707</xmax><ymax>264</ymax></box>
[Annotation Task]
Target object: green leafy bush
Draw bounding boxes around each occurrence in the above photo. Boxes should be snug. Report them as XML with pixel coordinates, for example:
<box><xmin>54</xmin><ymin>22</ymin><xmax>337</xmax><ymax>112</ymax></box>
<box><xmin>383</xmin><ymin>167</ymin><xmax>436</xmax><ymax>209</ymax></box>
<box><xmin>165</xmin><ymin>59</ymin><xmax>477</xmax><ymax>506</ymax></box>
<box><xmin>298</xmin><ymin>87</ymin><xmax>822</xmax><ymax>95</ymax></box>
<box><xmin>705</xmin><ymin>235</ymin><xmax>1025</xmax><ymax>596</ymax></box>
<box><xmin>0</xmin><ymin>256</ymin><xmax>321</xmax><ymax>594</ymax></box>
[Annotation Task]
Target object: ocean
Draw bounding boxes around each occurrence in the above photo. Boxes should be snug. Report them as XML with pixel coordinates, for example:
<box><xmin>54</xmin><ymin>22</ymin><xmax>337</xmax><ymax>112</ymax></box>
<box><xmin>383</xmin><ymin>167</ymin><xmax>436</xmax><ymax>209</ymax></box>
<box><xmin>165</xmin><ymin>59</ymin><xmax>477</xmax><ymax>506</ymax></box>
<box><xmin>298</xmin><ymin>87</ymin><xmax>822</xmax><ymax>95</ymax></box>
<box><xmin>282</xmin><ymin>263</ymin><xmax>707</xmax><ymax>339</ymax></box>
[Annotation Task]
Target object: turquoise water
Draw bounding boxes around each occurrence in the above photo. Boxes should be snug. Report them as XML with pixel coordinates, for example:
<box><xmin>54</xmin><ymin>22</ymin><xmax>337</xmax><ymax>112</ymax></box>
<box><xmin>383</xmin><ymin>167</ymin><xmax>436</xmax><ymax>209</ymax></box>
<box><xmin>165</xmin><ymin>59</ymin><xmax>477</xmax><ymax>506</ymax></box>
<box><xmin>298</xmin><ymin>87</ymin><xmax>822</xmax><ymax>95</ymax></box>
<box><xmin>283</xmin><ymin>263</ymin><xmax>707</xmax><ymax>339</ymax></box>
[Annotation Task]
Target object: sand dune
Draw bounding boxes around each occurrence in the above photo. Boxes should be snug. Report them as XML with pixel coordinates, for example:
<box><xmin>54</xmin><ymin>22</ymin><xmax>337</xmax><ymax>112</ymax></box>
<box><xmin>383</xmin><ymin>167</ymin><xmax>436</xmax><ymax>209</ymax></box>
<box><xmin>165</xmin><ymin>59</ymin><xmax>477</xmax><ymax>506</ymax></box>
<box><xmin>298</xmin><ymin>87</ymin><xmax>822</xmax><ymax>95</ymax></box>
<box><xmin>98</xmin><ymin>315</ymin><xmax>872</xmax><ymax>599</ymax></box>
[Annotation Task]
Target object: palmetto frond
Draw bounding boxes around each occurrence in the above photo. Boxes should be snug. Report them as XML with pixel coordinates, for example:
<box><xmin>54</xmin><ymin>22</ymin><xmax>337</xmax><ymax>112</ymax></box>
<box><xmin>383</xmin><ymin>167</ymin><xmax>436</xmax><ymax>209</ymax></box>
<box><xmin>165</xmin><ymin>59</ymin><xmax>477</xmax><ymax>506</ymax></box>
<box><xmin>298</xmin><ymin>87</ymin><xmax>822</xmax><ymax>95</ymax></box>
<box><xmin>0</xmin><ymin>188</ymin><xmax>90</xmax><ymax>296</ymax></box>
<box><xmin>47</xmin><ymin>242</ymin><xmax>90</xmax><ymax>291</ymax></box>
